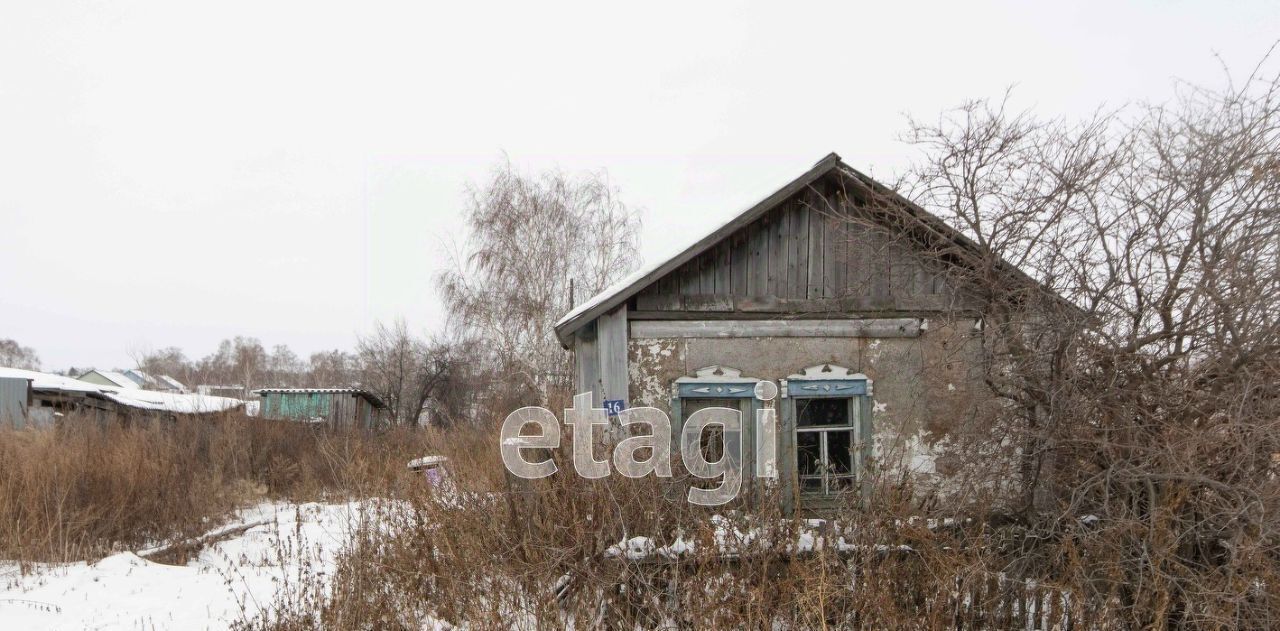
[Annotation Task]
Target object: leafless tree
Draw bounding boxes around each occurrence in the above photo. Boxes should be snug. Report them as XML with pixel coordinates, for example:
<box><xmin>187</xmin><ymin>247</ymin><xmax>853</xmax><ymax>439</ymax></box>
<box><xmin>0</xmin><ymin>339</ymin><xmax>40</xmax><ymax>371</ymax></box>
<box><xmin>134</xmin><ymin>346</ymin><xmax>193</xmax><ymax>385</ymax></box>
<box><xmin>306</xmin><ymin>349</ymin><xmax>358</xmax><ymax>388</ymax></box>
<box><xmin>856</xmin><ymin>55</ymin><xmax>1280</xmax><ymax>626</ymax></box>
<box><xmin>356</xmin><ymin>319</ymin><xmax>462</xmax><ymax>426</ymax></box>
<box><xmin>436</xmin><ymin>160</ymin><xmax>641</xmax><ymax>403</ymax></box>
<box><xmin>187</xmin><ymin>336</ymin><xmax>270</xmax><ymax>392</ymax></box>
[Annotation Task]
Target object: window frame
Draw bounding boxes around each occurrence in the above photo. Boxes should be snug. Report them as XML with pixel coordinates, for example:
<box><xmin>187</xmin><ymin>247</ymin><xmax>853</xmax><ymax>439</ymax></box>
<box><xmin>780</xmin><ymin>364</ymin><xmax>874</xmax><ymax>509</ymax></box>
<box><xmin>670</xmin><ymin>365</ymin><xmax>763</xmax><ymax>501</ymax></box>
<box><xmin>795</xmin><ymin>397</ymin><xmax>861</xmax><ymax>495</ymax></box>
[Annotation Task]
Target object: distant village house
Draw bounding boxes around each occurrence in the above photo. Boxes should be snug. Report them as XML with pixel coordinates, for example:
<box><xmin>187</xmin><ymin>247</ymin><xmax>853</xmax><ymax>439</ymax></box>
<box><xmin>77</xmin><ymin>370</ymin><xmax>141</xmax><ymax>390</ymax></box>
<box><xmin>78</xmin><ymin>369</ymin><xmax>188</xmax><ymax>393</ymax></box>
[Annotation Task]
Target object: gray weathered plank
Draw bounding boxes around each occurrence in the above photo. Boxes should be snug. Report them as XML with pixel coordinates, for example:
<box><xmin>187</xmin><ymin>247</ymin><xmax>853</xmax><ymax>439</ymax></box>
<box><xmin>716</xmin><ymin>242</ymin><xmax>731</xmax><ymax>294</ymax></box>
<box><xmin>781</xmin><ymin>200</ymin><xmax>795</xmax><ymax>298</ymax></box>
<box><xmin>635</xmin><ymin>292</ymin><xmax>683</xmax><ymax>311</ymax></box>
<box><xmin>889</xmin><ymin>243</ymin><xmax>914</xmax><ymax>298</ymax></box>
<box><xmin>630</xmin><ymin>318</ymin><xmax>922</xmax><ymax>339</ymax></box>
<box><xmin>833</xmin><ymin>218</ymin><xmax>848</xmax><ymax>298</ymax></box>
<box><xmin>683</xmin><ymin>295</ymin><xmax>735</xmax><ymax>311</ymax></box>
<box><xmin>680</xmin><ymin>262</ymin><xmax>700</xmax><ymax>296</ymax></box>
<box><xmin>750</xmin><ymin>223</ymin><xmax>768</xmax><ymax>296</ymax></box>
<box><xmin>807</xmin><ymin>198</ymin><xmax>824</xmax><ymax>299</ymax></box>
<box><xmin>768</xmin><ymin>212</ymin><xmax>782</xmax><ymax>296</ymax></box>
<box><xmin>870</xmin><ymin>231</ymin><xmax>890</xmax><ymax>302</ymax></box>
<box><xmin>703</xmin><ymin>249</ymin><xmax>715</xmax><ymax>294</ymax></box>
<box><xmin>823</xmin><ymin>212</ymin><xmax>839</xmax><ymax>298</ymax></box>
<box><xmin>731</xmin><ymin>232</ymin><xmax>747</xmax><ymax>295</ymax></box>
<box><xmin>796</xmin><ymin>201</ymin><xmax>810</xmax><ymax>299</ymax></box>
<box><xmin>574</xmin><ymin>326</ymin><xmax>600</xmax><ymax>402</ymax></box>
<box><xmin>596</xmin><ymin>306</ymin><xmax>629</xmax><ymax>406</ymax></box>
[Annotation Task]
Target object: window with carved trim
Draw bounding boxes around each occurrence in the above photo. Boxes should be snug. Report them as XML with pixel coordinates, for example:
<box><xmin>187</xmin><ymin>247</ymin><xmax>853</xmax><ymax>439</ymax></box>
<box><xmin>796</xmin><ymin>398</ymin><xmax>859</xmax><ymax>495</ymax></box>
<box><xmin>671</xmin><ymin>365</ymin><xmax>760</xmax><ymax>479</ymax></box>
<box><xmin>681</xmin><ymin>397</ymin><xmax>733</xmax><ymax>463</ymax></box>
<box><xmin>783</xmin><ymin>364</ymin><xmax>872</xmax><ymax>499</ymax></box>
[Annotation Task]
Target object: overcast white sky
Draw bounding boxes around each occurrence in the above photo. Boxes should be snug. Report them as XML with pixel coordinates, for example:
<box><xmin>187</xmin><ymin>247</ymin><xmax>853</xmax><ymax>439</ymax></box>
<box><xmin>1</xmin><ymin>0</ymin><xmax>1276</xmax><ymax>371</ymax></box>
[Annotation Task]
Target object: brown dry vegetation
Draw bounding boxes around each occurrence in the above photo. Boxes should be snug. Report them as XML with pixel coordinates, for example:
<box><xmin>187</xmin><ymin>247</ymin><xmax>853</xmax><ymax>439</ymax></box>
<box><xmin>234</xmin><ymin>425</ymin><xmax>1134</xmax><ymax>630</ymax></box>
<box><xmin>238</xmin><ymin>416</ymin><xmax>1279</xmax><ymax>629</ymax></box>
<box><xmin>0</xmin><ymin>413</ymin><xmax>432</xmax><ymax>566</ymax></box>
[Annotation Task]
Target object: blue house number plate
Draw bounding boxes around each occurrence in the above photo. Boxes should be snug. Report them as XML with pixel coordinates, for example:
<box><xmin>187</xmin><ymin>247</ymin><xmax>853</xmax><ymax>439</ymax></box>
<box><xmin>603</xmin><ymin>399</ymin><xmax>626</xmax><ymax>417</ymax></box>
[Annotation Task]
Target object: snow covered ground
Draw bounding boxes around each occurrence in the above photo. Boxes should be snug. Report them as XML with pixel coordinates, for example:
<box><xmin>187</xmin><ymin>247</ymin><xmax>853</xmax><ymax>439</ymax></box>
<box><xmin>0</xmin><ymin>501</ymin><xmax>362</xmax><ymax>630</ymax></box>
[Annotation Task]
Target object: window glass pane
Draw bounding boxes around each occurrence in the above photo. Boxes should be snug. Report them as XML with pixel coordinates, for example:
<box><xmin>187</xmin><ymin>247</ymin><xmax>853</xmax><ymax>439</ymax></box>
<box><xmin>683</xmin><ymin>398</ymin><xmax>736</xmax><ymax>463</ymax></box>
<box><xmin>682</xmin><ymin>398</ymin><xmax>737</xmax><ymax>415</ymax></box>
<box><xmin>797</xmin><ymin>431</ymin><xmax>822</xmax><ymax>477</ymax></box>
<box><xmin>825</xmin><ymin>430</ymin><xmax>853</xmax><ymax>476</ymax></box>
<box><xmin>797</xmin><ymin>398</ymin><xmax>849</xmax><ymax>427</ymax></box>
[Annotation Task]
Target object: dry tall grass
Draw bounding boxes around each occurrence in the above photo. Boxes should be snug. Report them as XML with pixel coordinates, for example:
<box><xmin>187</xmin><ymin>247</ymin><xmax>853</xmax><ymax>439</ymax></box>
<box><xmin>236</xmin><ymin>423</ymin><xmax>1129</xmax><ymax>630</ymax></box>
<box><xmin>0</xmin><ymin>413</ymin><xmax>431</xmax><ymax>565</ymax></box>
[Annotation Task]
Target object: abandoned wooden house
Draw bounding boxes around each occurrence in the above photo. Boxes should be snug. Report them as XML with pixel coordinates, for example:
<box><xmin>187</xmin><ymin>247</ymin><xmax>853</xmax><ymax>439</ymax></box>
<box><xmin>555</xmin><ymin>152</ymin><xmax>1035</xmax><ymax>513</ymax></box>
<box><xmin>254</xmin><ymin>388</ymin><xmax>387</xmax><ymax>428</ymax></box>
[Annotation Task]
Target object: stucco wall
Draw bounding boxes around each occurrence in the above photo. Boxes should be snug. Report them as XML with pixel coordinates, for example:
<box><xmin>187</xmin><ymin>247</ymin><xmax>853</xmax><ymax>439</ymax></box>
<box><xmin>628</xmin><ymin>317</ymin><xmax>989</xmax><ymax>497</ymax></box>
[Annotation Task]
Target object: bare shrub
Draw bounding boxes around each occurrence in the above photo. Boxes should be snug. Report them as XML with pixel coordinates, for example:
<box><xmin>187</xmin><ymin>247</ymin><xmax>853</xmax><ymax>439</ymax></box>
<box><xmin>238</xmin><ymin>419</ymin><xmax>1115</xmax><ymax>629</ymax></box>
<box><xmin>819</xmin><ymin>59</ymin><xmax>1280</xmax><ymax>627</ymax></box>
<box><xmin>355</xmin><ymin>319</ymin><xmax>466</xmax><ymax>426</ymax></box>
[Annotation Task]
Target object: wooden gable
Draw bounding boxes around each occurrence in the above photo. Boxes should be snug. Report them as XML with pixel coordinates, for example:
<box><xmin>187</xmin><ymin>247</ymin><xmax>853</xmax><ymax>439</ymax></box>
<box><xmin>631</xmin><ymin>174</ymin><xmax>964</xmax><ymax>317</ymax></box>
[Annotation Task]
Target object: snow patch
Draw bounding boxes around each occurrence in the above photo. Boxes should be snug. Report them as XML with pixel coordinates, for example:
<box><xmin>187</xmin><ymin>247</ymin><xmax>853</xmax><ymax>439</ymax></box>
<box><xmin>0</xmin><ymin>501</ymin><xmax>362</xmax><ymax>631</ymax></box>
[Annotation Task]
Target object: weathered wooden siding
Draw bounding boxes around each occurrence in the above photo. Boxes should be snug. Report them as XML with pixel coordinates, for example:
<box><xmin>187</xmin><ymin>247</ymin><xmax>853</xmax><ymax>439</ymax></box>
<box><xmin>572</xmin><ymin>306</ymin><xmax>631</xmax><ymax>408</ymax></box>
<box><xmin>574</xmin><ymin>323</ymin><xmax>601</xmax><ymax>404</ymax></box>
<box><xmin>634</xmin><ymin>179</ymin><xmax>958</xmax><ymax>315</ymax></box>
<box><xmin>597</xmin><ymin>305</ymin><xmax>629</xmax><ymax>406</ymax></box>
<box><xmin>262</xmin><ymin>391</ymin><xmax>381</xmax><ymax>428</ymax></box>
